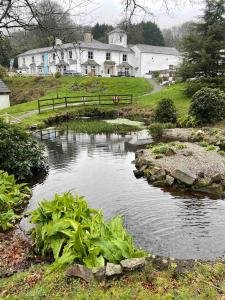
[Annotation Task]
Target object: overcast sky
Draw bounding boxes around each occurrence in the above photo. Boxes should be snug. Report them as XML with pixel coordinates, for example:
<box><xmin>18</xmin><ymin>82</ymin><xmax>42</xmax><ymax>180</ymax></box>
<box><xmin>76</xmin><ymin>0</ymin><xmax>205</xmax><ymax>29</ymax></box>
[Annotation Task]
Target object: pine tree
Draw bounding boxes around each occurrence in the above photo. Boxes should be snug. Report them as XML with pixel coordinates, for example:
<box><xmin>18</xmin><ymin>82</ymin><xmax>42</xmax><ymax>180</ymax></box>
<box><xmin>181</xmin><ymin>0</ymin><xmax>225</xmax><ymax>78</ymax></box>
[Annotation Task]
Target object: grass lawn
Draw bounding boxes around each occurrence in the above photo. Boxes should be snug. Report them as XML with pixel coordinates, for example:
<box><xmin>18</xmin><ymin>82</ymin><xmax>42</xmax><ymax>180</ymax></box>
<box><xmin>2</xmin><ymin>76</ymin><xmax>152</xmax><ymax>115</ymax></box>
<box><xmin>136</xmin><ymin>83</ymin><xmax>191</xmax><ymax>116</ymax></box>
<box><xmin>0</xmin><ymin>261</ymin><xmax>224</xmax><ymax>299</ymax></box>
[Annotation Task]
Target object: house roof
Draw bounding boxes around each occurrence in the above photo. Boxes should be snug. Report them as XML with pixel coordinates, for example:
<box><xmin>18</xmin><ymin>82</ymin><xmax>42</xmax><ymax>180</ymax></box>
<box><xmin>0</xmin><ymin>80</ymin><xmax>10</xmax><ymax>94</ymax></box>
<box><xmin>108</xmin><ymin>28</ymin><xmax>126</xmax><ymax>35</ymax></box>
<box><xmin>135</xmin><ymin>44</ymin><xmax>180</xmax><ymax>56</ymax></box>
<box><xmin>117</xmin><ymin>62</ymin><xmax>133</xmax><ymax>68</ymax></box>
<box><xmin>81</xmin><ymin>59</ymin><xmax>100</xmax><ymax>66</ymax></box>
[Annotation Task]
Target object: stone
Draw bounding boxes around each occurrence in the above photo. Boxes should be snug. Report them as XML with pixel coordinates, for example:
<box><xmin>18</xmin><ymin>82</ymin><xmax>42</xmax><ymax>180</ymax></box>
<box><xmin>153</xmin><ymin>180</ymin><xmax>166</xmax><ymax>187</ymax></box>
<box><xmin>133</xmin><ymin>169</ymin><xmax>144</xmax><ymax>178</ymax></box>
<box><xmin>66</xmin><ymin>264</ymin><xmax>93</xmax><ymax>282</ymax></box>
<box><xmin>106</xmin><ymin>263</ymin><xmax>122</xmax><ymax>277</ymax></box>
<box><xmin>154</xmin><ymin>169</ymin><xmax>166</xmax><ymax>181</ymax></box>
<box><xmin>165</xmin><ymin>175</ymin><xmax>175</xmax><ymax>186</ymax></box>
<box><xmin>149</xmin><ymin>166</ymin><xmax>161</xmax><ymax>176</ymax></box>
<box><xmin>210</xmin><ymin>173</ymin><xmax>223</xmax><ymax>184</ymax></box>
<box><xmin>155</xmin><ymin>154</ymin><xmax>164</xmax><ymax>159</ymax></box>
<box><xmin>165</xmin><ymin>148</ymin><xmax>176</xmax><ymax>157</ymax></box>
<box><xmin>92</xmin><ymin>266</ymin><xmax>106</xmax><ymax>281</ymax></box>
<box><xmin>135</xmin><ymin>150</ymin><xmax>144</xmax><ymax>159</ymax></box>
<box><xmin>171</xmin><ymin>169</ymin><xmax>197</xmax><ymax>186</ymax></box>
<box><xmin>120</xmin><ymin>258</ymin><xmax>145</xmax><ymax>272</ymax></box>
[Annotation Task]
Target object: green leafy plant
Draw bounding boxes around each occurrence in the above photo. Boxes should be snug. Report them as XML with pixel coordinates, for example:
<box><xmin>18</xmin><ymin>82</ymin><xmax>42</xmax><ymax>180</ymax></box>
<box><xmin>30</xmin><ymin>192</ymin><xmax>145</xmax><ymax>271</ymax></box>
<box><xmin>0</xmin><ymin>120</ymin><xmax>47</xmax><ymax>180</ymax></box>
<box><xmin>199</xmin><ymin>141</ymin><xmax>209</xmax><ymax>147</ymax></box>
<box><xmin>148</xmin><ymin>123</ymin><xmax>164</xmax><ymax>138</ymax></box>
<box><xmin>0</xmin><ymin>171</ymin><xmax>31</xmax><ymax>231</ymax></box>
<box><xmin>55</xmin><ymin>71</ymin><xmax>61</xmax><ymax>78</ymax></box>
<box><xmin>154</xmin><ymin>98</ymin><xmax>177</xmax><ymax>123</ymax></box>
<box><xmin>206</xmin><ymin>145</ymin><xmax>217</xmax><ymax>151</ymax></box>
<box><xmin>178</xmin><ymin>115</ymin><xmax>199</xmax><ymax>128</ymax></box>
<box><xmin>189</xmin><ymin>88</ymin><xmax>225</xmax><ymax>124</ymax></box>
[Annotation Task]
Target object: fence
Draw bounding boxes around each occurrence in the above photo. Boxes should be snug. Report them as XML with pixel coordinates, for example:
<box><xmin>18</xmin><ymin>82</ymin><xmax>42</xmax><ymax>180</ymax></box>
<box><xmin>38</xmin><ymin>94</ymin><xmax>133</xmax><ymax>113</ymax></box>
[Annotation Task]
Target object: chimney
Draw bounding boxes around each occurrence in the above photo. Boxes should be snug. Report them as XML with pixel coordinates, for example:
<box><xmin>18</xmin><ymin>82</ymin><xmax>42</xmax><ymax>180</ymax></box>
<box><xmin>55</xmin><ymin>38</ymin><xmax>63</xmax><ymax>46</ymax></box>
<box><xmin>84</xmin><ymin>32</ymin><xmax>93</xmax><ymax>43</ymax></box>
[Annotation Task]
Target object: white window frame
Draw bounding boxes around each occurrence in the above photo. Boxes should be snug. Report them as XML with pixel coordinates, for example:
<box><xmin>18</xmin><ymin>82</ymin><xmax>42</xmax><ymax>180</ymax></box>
<box><xmin>61</xmin><ymin>51</ymin><xmax>64</xmax><ymax>60</ymax></box>
<box><xmin>122</xmin><ymin>54</ymin><xmax>127</xmax><ymax>62</ymax></box>
<box><xmin>106</xmin><ymin>52</ymin><xmax>111</xmax><ymax>61</ymax></box>
<box><xmin>32</xmin><ymin>56</ymin><xmax>35</xmax><ymax>63</ymax></box>
<box><xmin>69</xmin><ymin>50</ymin><xmax>73</xmax><ymax>59</ymax></box>
<box><xmin>88</xmin><ymin>51</ymin><xmax>93</xmax><ymax>59</ymax></box>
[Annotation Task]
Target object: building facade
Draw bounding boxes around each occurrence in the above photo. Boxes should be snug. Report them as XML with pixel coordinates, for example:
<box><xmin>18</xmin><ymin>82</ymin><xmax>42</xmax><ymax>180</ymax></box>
<box><xmin>0</xmin><ymin>80</ymin><xmax>10</xmax><ymax>109</ymax></box>
<box><xmin>17</xmin><ymin>28</ymin><xmax>181</xmax><ymax>77</ymax></box>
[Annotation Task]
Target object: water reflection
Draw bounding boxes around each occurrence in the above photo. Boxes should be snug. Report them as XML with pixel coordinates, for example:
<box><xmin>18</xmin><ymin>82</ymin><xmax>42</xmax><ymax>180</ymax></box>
<box><xmin>25</xmin><ymin>123</ymin><xmax>225</xmax><ymax>260</ymax></box>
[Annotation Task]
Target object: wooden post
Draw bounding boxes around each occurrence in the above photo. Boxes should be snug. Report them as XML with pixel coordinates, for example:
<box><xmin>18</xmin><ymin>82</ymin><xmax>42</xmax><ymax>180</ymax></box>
<box><xmin>38</xmin><ymin>99</ymin><xmax>41</xmax><ymax>113</ymax></box>
<box><xmin>65</xmin><ymin>97</ymin><xmax>67</xmax><ymax>108</ymax></box>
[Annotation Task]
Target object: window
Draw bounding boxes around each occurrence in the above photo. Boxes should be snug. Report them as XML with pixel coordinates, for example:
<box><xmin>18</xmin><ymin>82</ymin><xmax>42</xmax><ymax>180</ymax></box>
<box><xmin>122</xmin><ymin>54</ymin><xmax>127</xmax><ymax>62</ymax></box>
<box><xmin>106</xmin><ymin>52</ymin><xmax>111</xmax><ymax>61</ymax></box>
<box><xmin>53</xmin><ymin>53</ymin><xmax>56</xmax><ymax>61</ymax></box>
<box><xmin>88</xmin><ymin>51</ymin><xmax>93</xmax><ymax>59</ymax></box>
<box><xmin>69</xmin><ymin>50</ymin><xmax>73</xmax><ymax>59</ymax></box>
<box><xmin>23</xmin><ymin>57</ymin><xmax>25</xmax><ymax>64</ymax></box>
<box><xmin>32</xmin><ymin>56</ymin><xmax>35</xmax><ymax>63</ymax></box>
<box><xmin>42</xmin><ymin>54</ymin><xmax>44</xmax><ymax>62</ymax></box>
<box><xmin>125</xmin><ymin>67</ymin><xmax>129</xmax><ymax>74</ymax></box>
<box><xmin>61</xmin><ymin>51</ymin><xmax>64</xmax><ymax>60</ymax></box>
<box><xmin>85</xmin><ymin>66</ymin><xmax>88</xmax><ymax>74</ymax></box>
<box><xmin>120</xmin><ymin>36</ymin><xmax>122</xmax><ymax>42</ymax></box>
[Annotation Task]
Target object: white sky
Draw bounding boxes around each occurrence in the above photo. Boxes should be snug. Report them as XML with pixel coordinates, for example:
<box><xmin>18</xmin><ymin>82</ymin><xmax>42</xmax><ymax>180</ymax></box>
<box><xmin>75</xmin><ymin>0</ymin><xmax>205</xmax><ymax>29</ymax></box>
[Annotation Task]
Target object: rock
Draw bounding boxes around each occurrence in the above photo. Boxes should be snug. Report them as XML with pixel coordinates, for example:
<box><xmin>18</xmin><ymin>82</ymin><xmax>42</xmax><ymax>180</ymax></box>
<box><xmin>149</xmin><ymin>166</ymin><xmax>161</xmax><ymax>176</ymax></box>
<box><xmin>155</xmin><ymin>154</ymin><xmax>164</xmax><ymax>159</ymax></box>
<box><xmin>165</xmin><ymin>148</ymin><xmax>176</xmax><ymax>157</ymax></box>
<box><xmin>133</xmin><ymin>169</ymin><xmax>144</xmax><ymax>178</ymax></box>
<box><xmin>135</xmin><ymin>150</ymin><xmax>144</xmax><ymax>159</ymax></box>
<box><xmin>165</xmin><ymin>175</ymin><xmax>175</xmax><ymax>186</ymax></box>
<box><xmin>197</xmin><ymin>171</ymin><xmax>205</xmax><ymax>178</ymax></box>
<box><xmin>92</xmin><ymin>266</ymin><xmax>106</xmax><ymax>281</ymax></box>
<box><xmin>66</xmin><ymin>264</ymin><xmax>93</xmax><ymax>282</ymax></box>
<box><xmin>120</xmin><ymin>258</ymin><xmax>145</xmax><ymax>272</ymax></box>
<box><xmin>154</xmin><ymin>169</ymin><xmax>166</xmax><ymax>181</ymax></box>
<box><xmin>171</xmin><ymin>169</ymin><xmax>197</xmax><ymax>186</ymax></box>
<box><xmin>210</xmin><ymin>173</ymin><xmax>223</xmax><ymax>184</ymax></box>
<box><xmin>106</xmin><ymin>263</ymin><xmax>122</xmax><ymax>277</ymax></box>
<box><xmin>153</xmin><ymin>180</ymin><xmax>166</xmax><ymax>187</ymax></box>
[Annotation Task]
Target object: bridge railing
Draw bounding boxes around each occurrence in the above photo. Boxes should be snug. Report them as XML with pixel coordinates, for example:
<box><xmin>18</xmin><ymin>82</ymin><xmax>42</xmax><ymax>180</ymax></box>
<box><xmin>38</xmin><ymin>94</ymin><xmax>133</xmax><ymax>113</ymax></box>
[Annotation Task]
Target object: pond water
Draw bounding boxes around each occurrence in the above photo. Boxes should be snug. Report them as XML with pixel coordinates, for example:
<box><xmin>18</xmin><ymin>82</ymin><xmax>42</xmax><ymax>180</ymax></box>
<box><xmin>21</xmin><ymin>123</ymin><xmax>225</xmax><ymax>261</ymax></box>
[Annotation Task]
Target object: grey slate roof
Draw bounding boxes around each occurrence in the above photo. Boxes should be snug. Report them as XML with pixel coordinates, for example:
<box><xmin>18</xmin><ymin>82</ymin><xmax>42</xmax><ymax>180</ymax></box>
<box><xmin>0</xmin><ymin>80</ymin><xmax>10</xmax><ymax>94</ymax></box>
<box><xmin>135</xmin><ymin>44</ymin><xmax>180</xmax><ymax>55</ymax></box>
<box><xmin>108</xmin><ymin>28</ymin><xmax>126</xmax><ymax>35</ymax></box>
<box><xmin>17</xmin><ymin>40</ymin><xmax>131</xmax><ymax>57</ymax></box>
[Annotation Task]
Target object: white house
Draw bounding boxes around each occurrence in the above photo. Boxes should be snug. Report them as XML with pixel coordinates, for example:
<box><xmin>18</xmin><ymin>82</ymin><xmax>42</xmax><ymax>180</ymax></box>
<box><xmin>0</xmin><ymin>80</ymin><xmax>10</xmax><ymax>109</ymax></box>
<box><xmin>17</xmin><ymin>28</ymin><xmax>181</xmax><ymax>77</ymax></box>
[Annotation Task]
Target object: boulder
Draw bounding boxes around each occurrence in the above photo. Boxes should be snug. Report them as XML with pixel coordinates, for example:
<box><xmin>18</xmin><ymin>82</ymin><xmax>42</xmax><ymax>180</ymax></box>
<box><xmin>153</xmin><ymin>180</ymin><xmax>166</xmax><ymax>187</ymax></box>
<box><xmin>92</xmin><ymin>266</ymin><xmax>106</xmax><ymax>281</ymax></box>
<box><xmin>165</xmin><ymin>175</ymin><xmax>175</xmax><ymax>186</ymax></box>
<box><xmin>149</xmin><ymin>166</ymin><xmax>161</xmax><ymax>176</ymax></box>
<box><xmin>154</xmin><ymin>169</ymin><xmax>166</xmax><ymax>181</ymax></box>
<box><xmin>171</xmin><ymin>169</ymin><xmax>196</xmax><ymax>186</ymax></box>
<box><xmin>120</xmin><ymin>258</ymin><xmax>145</xmax><ymax>272</ymax></box>
<box><xmin>133</xmin><ymin>169</ymin><xmax>144</xmax><ymax>178</ymax></box>
<box><xmin>106</xmin><ymin>263</ymin><xmax>122</xmax><ymax>277</ymax></box>
<box><xmin>210</xmin><ymin>173</ymin><xmax>223</xmax><ymax>184</ymax></box>
<box><xmin>66</xmin><ymin>264</ymin><xmax>93</xmax><ymax>282</ymax></box>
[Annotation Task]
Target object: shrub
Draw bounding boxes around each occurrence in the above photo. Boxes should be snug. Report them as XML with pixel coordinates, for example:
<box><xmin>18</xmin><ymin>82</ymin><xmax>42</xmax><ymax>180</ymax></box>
<box><xmin>149</xmin><ymin>123</ymin><xmax>164</xmax><ymax>138</ymax></box>
<box><xmin>189</xmin><ymin>88</ymin><xmax>225</xmax><ymax>124</ymax></box>
<box><xmin>154</xmin><ymin>98</ymin><xmax>177</xmax><ymax>123</ymax></box>
<box><xmin>30</xmin><ymin>192</ymin><xmax>145</xmax><ymax>271</ymax></box>
<box><xmin>178</xmin><ymin>115</ymin><xmax>199</xmax><ymax>128</ymax></box>
<box><xmin>0</xmin><ymin>171</ymin><xmax>31</xmax><ymax>231</ymax></box>
<box><xmin>55</xmin><ymin>71</ymin><xmax>61</xmax><ymax>78</ymax></box>
<box><xmin>0</xmin><ymin>65</ymin><xmax>7</xmax><ymax>79</ymax></box>
<box><xmin>0</xmin><ymin>120</ymin><xmax>47</xmax><ymax>180</ymax></box>
<box><xmin>185</xmin><ymin>78</ymin><xmax>225</xmax><ymax>97</ymax></box>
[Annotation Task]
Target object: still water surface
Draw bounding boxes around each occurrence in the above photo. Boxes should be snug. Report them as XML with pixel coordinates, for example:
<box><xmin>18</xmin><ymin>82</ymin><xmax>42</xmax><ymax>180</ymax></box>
<box><xmin>22</xmin><ymin>123</ymin><xmax>225</xmax><ymax>260</ymax></box>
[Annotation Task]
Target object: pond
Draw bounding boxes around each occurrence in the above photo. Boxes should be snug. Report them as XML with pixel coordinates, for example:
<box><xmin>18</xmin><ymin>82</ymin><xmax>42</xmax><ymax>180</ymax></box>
<box><xmin>21</xmin><ymin>122</ymin><xmax>225</xmax><ymax>261</ymax></box>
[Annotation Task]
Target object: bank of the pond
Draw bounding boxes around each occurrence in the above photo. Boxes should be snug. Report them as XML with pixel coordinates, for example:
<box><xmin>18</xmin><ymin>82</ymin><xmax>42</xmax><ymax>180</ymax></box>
<box><xmin>1</xmin><ymin>258</ymin><xmax>225</xmax><ymax>299</ymax></box>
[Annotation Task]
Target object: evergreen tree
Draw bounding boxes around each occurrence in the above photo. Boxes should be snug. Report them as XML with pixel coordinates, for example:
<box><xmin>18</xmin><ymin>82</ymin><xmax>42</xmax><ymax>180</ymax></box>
<box><xmin>92</xmin><ymin>23</ymin><xmax>114</xmax><ymax>43</ymax></box>
<box><xmin>142</xmin><ymin>21</ymin><xmax>165</xmax><ymax>46</ymax></box>
<box><xmin>180</xmin><ymin>0</ymin><xmax>225</xmax><ymax>78</ymax></box>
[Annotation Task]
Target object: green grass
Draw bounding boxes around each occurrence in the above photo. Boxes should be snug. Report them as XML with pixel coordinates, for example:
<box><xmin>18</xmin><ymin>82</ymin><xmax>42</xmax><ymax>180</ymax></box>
<box><xmin>2</xmin><ymin>76</ymin><xmax>152</xmax><ymax>115</ymax></box>
<box><xmin>58</xmin><ymin>120</ymin><xmax>141</xmax><ymax>134</ymax></box>
<box><xmin>0</xmin><ymin>261</ymin><xmax>224</xmax><ymax>299</ymax></box>
<box><xmin>136</xmin><ymin>83</ymin><xmax>191</xmax><ymax>116</ymax></box>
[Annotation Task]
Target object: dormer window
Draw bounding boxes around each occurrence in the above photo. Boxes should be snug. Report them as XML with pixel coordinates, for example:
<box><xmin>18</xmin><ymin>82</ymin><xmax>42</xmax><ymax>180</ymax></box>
<box><xmin>122</xmin><ymin>54</ymin><xmax>127</xmax><ymax>62</ymax></box>
<box><xmin>61</xmin><ymin>52</ymin><xmax>64</xmax><ymax>60</ymax></box>
<box><xmin>106</xmin><ymin>52</ymin><xmax>111</xmax><ymax>61</ymax></box>
<box><xmin>69</xmin><ymin>50</ymin><xmax>73</xmax><ymax>59</ymax></box>
<box><xmin>88</xmin><ymin>51</ymin><xmax>93</xmax><ymax>59</ymax></box>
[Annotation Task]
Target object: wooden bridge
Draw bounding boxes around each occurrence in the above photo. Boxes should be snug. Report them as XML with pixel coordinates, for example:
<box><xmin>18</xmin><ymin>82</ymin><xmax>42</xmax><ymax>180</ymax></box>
<box><xmin>38</xmin><ymin>94</ymin><xmax>133</xmax><ymax>113</ymax></box>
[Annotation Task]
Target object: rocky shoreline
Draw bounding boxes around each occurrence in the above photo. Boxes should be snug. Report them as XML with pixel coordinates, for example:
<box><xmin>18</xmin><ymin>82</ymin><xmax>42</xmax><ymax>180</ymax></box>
<box><xmin>134</xmin><ymin>141</ymin><xmax>225</xmax><ymax>198</ymax></box>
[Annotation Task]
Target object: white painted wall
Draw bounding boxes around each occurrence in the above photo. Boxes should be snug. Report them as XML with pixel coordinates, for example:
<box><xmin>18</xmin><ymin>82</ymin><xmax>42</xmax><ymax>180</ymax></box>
<box><xmin>108</xmin><ymin>32</ymin><xmax>127</xmax><ymax>47</ymax></box>
<box><xmin>0</xmin><ymin>95</ymin><xmax>10</xmax><ymax>109</ymax></box>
